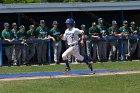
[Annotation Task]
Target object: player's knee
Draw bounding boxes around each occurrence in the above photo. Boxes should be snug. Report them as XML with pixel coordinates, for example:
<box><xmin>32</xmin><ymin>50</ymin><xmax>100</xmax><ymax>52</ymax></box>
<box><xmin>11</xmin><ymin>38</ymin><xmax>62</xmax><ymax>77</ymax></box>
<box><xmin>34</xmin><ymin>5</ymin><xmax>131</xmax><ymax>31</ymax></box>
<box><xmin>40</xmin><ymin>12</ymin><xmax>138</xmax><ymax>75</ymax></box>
<box><xmin>62</xmin><ymin>54</ymin><xmax>67</xmax><ymax>60</ymax></box>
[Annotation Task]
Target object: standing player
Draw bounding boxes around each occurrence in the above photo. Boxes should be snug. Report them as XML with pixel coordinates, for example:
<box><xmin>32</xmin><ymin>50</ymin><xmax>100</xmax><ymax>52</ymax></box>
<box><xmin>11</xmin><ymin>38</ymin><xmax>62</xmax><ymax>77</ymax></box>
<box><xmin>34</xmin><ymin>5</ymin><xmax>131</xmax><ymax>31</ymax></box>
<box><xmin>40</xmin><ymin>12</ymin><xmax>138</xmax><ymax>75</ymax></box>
<box><xmin>88</xmin><ymin>22</ymin><xmax>100</xmax><ymax>62</ymax></box>
<box><xmin>119</xmin><ymin>20</ymin><xmax>131</xmax><ymax>60</ymax></box>
<box><xmin>26</xmin><ymin>25</ymin><xmax>37</xmax><ymax>64</ymax></box>
<box><xmin>97</xmin><ymin>18</ymin><xmax>108</xmax><ymax>62</ymax></box>
<box><xmin>11</xmin><ymin>23</ymin><xmax>18</xmax><ymax>65</ymax></box>
<box><xmin>128</xmin><ymin>21</ymin><xmax>138</xmax><ymax>60</ymax></box>
<box><xmin>2</xmin><ymin>22</ymin><xmax>14</xmax><ymax>66</ymax></box>
<box><xmin>36</xmin><ymin>20</ymin><xmax>49</xmax><ymax>65</ymax></box>
<box><xmin>49</xmin><ymin>21</ymin><xmax>62</xmax><ymax>64</ymax></box>
<box><xmin>61</xmin><ymin>18</ymin><xmax>93</xmax><ymax>72</ymax></box>
<box><xmin>16</xmin><ymin>25</ymin><xmax>27</xmax><ymax>65</ymax></box>
<box><xmin>108</xmin><ymin>20</ymin><xmax>119</xmax><ymax>61</ymax></box>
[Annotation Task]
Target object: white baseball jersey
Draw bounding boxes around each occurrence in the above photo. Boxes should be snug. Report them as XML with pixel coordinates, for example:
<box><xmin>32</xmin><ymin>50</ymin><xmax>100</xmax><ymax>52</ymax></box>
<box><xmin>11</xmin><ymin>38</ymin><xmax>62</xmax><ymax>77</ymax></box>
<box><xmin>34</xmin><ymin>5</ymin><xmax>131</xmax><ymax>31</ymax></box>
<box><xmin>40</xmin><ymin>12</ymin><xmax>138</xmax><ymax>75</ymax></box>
<box><xmin>63</xmin><ymin>27</ymin><xmax>83</xmax><ymax>45</ymax></box>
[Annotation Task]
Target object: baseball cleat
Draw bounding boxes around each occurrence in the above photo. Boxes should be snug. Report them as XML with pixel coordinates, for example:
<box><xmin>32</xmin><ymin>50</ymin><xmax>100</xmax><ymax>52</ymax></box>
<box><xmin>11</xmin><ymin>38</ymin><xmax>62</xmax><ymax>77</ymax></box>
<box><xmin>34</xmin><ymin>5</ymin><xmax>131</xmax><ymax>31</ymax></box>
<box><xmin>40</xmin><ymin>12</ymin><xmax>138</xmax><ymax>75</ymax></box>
<box><xmin>88</xmin><ymin>63</ymin><xmax>93</xmax><ymax>71</ymax></box>
<box><xmin>65</xmin><ymin>68</ymin><xmax>71</xmax><ymax>72</ymax></box>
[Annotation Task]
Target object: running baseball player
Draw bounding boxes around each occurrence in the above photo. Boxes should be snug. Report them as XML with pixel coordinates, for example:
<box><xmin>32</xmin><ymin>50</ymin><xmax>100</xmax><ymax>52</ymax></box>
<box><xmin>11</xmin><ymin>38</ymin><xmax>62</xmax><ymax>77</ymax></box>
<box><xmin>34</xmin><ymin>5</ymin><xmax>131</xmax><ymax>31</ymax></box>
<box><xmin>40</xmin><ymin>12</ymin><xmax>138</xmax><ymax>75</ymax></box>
<box><xmin>61</xmin><ymin>18</ymin><xmax>93</xmax><ymax>72</ymax></box>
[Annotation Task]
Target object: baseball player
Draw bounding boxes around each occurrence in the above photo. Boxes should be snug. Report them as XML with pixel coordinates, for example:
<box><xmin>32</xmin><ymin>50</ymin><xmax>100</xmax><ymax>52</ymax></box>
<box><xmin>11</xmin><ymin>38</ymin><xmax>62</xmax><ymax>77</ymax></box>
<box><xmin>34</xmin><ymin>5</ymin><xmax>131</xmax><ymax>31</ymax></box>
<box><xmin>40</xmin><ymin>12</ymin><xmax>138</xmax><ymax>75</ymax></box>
<box><xmin>11</xmin><ymin>23</ymin><xmax>18</xmax><ymax>65</ymax></box>
<box><xmin>119</xmin><ymin>20</ymin><xmax>131</xmax><ymax>60</ymax></box>
<box><xmin>128</xmin><ymin>21</ymin><xmax>138</xmax><ymax>60</ymax></box>
<box><xmin>88</xmin><ymin>22</ymin><xmax>100</xmax><ymax>62</ymax></box>
<box><xmin>108</xmin><ymin>20</ymin><xmax>120</xmax><ymax>61</ymax></box>
<box><xmin>26</xmin><ymin>25</ymin><xmax>37</xmax><ymax>64</ymax></box>
<box><xmin>16</xmin><ymin>25</ymin><xmax>27</xmax><ymax>65</ymax></box>
<box><xmin>36</xmin><ymin>20</ymin><xmax>49</xmax><ymax>65</ymax></box>
<box><xmin>97</xmin><ymin>18</ymin><xmax>108</xmax><ymax>62</ymax></box>
<box><xmin>1</xmin><ymin>22</ymin><xmax>14</xmax><ymax>66</ymax></box>
<box><xmin>61</xmin><ymin>18</ymin><xmax>93</xmax><ymax>72</ymax></box>
<box><xmin>49</xmin><ymin>21</ymin><xmax>62</xmax><ymax>64</ymax></box>
<box><xmin>79</xmin><ymin>24</ymin><xmax>86</xmax><ymax>57</ymax></box>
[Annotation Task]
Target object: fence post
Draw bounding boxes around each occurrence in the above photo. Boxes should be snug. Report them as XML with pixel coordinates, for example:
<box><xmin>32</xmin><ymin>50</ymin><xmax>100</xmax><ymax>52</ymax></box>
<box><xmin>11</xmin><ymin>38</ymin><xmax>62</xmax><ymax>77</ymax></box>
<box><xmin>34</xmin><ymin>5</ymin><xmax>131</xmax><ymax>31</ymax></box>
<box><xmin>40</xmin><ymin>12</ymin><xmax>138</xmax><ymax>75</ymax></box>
<box><xmin>120</xmin><ymin>37</ymin><xmax>124</xmax><ymax>61</ymax></box>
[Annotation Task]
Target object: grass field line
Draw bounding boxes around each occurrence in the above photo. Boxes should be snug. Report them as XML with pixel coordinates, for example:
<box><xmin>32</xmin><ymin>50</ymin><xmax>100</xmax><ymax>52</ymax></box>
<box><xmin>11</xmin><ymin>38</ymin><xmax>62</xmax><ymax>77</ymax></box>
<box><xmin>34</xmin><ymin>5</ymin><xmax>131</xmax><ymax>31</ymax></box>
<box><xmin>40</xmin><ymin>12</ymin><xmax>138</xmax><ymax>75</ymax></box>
<box><xmin>0</xmin><ymin>70</ymin><xmax>140</xmax><ymax>81</ymax></box>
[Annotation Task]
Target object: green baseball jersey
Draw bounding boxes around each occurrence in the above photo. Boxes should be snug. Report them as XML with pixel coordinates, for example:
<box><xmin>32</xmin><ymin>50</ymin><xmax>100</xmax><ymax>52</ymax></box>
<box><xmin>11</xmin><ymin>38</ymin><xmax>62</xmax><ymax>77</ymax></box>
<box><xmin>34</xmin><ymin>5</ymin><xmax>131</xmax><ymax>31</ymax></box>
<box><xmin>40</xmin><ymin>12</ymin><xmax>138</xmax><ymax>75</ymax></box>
<box><xmin>50</xmin><ymin>28</ymin><xmax>61</xmax><ymax>41</ymax></box>
<box><xmin>16</xmin><ymin>31</ymin><xmax>27</xmax><ymax>40</ymax></box>
<box><xmin>11</xmin><ymin>29</ymin><xmax>18</xmax><ymax>39</ymax></box>
<box><xmin>97</xmin><ymin>25</ymin><xmax>108</xmax><ymax>37</ymax></box>
<box><xmin>108</xmin><ymin>26</ymin><xmax>120</xmax><ymax>35</ymax></box>
<box><xmin>36</xmin><ymin>26</ymin><xmax>49</xmax><ymax>38</ymax></box>
<box><xmin>26</xmin><ymin>30</ymin><xmax>38</xmax><ymax>39</ymax></box>
<box><xmin>129</xmin><ymin>27</ymin><xmax>139</xmax><ymax>43</ymax></box>
<box><xmin>138</xmin><ymin>27</ymin><xmax>140</xmax><ymax>35</ymax></box>
<box><xmin>2</xmin><ymin>29</ymin><xmax>13</xmax><ymax>40</ymax></box>
<box><xmin>88</xmin><ymin>27</ymin><xmax>100</xmax><ymax>37</ymax></box>
<box><xmin>119</xmin><ymin>26</ymin><xmax>131</xmax><ymax>34</ymax></box>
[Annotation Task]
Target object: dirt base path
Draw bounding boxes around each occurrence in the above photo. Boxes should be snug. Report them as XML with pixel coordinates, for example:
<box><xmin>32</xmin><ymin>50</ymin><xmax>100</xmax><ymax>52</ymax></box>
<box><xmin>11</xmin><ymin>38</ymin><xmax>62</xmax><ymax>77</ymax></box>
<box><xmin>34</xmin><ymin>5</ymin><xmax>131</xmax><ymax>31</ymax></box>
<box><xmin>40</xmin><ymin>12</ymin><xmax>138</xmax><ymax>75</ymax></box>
<box><xmin>0</xmin><ymin>70</ymin><xmax>140</xmax><ymax>81</ymax></box>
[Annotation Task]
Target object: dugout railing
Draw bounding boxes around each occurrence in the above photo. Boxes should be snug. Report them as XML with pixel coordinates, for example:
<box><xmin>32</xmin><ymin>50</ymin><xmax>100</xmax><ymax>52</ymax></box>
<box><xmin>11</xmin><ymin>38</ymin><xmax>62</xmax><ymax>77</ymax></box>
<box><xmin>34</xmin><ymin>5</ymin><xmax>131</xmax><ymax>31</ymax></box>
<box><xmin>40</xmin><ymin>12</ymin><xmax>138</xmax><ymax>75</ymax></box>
<box><xmin>0</xmin><ymin>36</ymin><xmax>140</xmax><ymax>66</ymax></box>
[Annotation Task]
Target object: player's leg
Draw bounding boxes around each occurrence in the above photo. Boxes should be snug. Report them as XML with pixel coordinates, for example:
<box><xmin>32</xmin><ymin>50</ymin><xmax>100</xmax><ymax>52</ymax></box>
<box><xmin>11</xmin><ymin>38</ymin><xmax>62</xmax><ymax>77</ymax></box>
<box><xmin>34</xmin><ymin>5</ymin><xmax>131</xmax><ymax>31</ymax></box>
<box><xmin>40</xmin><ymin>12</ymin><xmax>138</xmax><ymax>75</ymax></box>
<box><xmin>62</xmin><ymin>47</ymin><xmax>73</xmax><ymax>71</ymax></box>
<box><xmin>71</xmin><ymin>47</ymin><xmax>93</xmax><ymax>71</ymax></box>
<box><xmin>86</xmin><ymin>41</ymin><xmax>92</xmax><ymax>61</ymax></box>
<box><xmin>92</xmin><ymin>42</ymin><xmax>97</xmax><ymax>62</ymax></box>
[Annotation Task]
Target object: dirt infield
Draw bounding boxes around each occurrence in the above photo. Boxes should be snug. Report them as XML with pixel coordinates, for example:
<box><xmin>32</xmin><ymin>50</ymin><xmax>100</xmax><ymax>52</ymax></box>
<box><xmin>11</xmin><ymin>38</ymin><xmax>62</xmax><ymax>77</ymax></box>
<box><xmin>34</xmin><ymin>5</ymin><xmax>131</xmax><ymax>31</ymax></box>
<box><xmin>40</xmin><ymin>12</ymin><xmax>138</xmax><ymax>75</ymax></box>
<box><xmin>0</xmin><ymin>70</ymin><xmax>140</xmax><ymax>81</ymax></box>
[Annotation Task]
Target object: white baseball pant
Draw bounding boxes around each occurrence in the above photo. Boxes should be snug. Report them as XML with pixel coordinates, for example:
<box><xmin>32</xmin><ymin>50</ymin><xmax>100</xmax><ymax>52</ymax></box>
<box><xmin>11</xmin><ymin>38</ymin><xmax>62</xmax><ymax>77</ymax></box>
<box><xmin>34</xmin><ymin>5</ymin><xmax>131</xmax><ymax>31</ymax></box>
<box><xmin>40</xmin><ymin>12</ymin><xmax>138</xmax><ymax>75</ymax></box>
<box><xmin>62</xmin><ymin>45</ymin><xmax>84</xmax><ymax>61</ymax></box>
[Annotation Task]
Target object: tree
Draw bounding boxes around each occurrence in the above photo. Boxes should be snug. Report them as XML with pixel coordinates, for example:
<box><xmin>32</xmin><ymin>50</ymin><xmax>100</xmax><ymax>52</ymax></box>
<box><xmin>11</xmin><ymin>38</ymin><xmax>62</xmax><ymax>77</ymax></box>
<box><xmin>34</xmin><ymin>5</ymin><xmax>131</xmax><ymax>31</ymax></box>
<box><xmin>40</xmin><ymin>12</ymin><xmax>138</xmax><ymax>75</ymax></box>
<box><xmin>1</xmin><ymin>0</ymin><xmax>40</xmax><ymax>4</ymax></box>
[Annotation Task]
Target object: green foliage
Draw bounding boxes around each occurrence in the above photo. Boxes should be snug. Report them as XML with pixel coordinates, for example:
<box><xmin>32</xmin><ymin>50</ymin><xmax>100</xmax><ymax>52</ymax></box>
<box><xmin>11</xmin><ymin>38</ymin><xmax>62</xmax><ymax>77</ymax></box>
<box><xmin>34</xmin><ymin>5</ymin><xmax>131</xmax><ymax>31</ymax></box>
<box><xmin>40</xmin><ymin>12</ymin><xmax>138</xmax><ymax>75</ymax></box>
<box><xmin>47</xmin><ymin>0</ymin><xmax>64</xmax><ymax>2</ymax></box>
<box><xmin>0</xmin><ymin>0</ymin><xmax>40</xmax><ymax>4</ymax></box>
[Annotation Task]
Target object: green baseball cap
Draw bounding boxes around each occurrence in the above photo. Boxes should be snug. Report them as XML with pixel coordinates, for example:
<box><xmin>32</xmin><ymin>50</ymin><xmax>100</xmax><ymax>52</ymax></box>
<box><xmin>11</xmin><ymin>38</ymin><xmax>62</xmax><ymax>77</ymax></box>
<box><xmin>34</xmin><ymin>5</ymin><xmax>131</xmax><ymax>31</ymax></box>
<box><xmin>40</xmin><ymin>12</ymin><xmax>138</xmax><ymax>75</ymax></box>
<box><xmin>4</xmin><ymin>22</ymin><xmax>9</xmax><ymax>27</ymax></box>
<box><xmin>123</xmin><ymin>20</ymin><xmax>128</xmax><ymax>24</ymax></box>
<box><xmin>131</xmin><ymin>21</ymin><xmax>135</xmax><ymax>25</ymax></box>
<box><xmin>19</xmin><ymin>25</ymin><xmax>25</xmax><ymax>29</ymax></box>
<box><xmin>40</xmin><ymin>20</ymin><xmax>45</xmax><ymax>23</ymax></box>
<box><xmin>12</xmin><ymin>23</ymin><xmax>17</xmax><ymax>27</ymax></box>
<box><xmin>52</xmin><ymin>21</ymin><xmax>58</xmax><ymax>25</ymax></box>
<box><xmin>81</xmin><ymin>24</ymin><xmax>86</xmax><ymax>28</ymax></box>
<box><xmin>98</xmin><ymin>18</ymin><xmax>103</xmax><ymax>23</ymax></box>
<box><xmin>92</xmin><ymin>22</ymin><xmax>96</xmax><ymax>26</ymax></box>
<box><xmin>29</xmin><ymin>25</ymin><xmax>35</xmax><ymax>29</ymax></box>
<box><xmin>112</xmin><ymin>20</ymin><xmax>117</xmax><ymax>24</ymax></box>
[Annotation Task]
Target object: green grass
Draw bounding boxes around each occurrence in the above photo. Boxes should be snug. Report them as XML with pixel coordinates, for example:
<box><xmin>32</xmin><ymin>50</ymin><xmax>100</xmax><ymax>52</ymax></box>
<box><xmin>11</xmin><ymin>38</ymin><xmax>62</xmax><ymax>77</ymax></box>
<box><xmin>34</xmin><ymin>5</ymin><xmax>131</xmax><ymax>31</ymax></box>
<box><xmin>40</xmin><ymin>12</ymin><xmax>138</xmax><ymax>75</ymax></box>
<box><xmin>0</xmin><ymin>61</ymin><xmax>140</xmax><ymax>93</ymax></box>
<box><xmin>0</xmin><ymin>74</ymin><xmax>140</xmax><ymax>93</ymax></box>
<box><xmin>0</xmin><ymin>61</ymin><xmax>140</xmax><ymax>74</ymax></box>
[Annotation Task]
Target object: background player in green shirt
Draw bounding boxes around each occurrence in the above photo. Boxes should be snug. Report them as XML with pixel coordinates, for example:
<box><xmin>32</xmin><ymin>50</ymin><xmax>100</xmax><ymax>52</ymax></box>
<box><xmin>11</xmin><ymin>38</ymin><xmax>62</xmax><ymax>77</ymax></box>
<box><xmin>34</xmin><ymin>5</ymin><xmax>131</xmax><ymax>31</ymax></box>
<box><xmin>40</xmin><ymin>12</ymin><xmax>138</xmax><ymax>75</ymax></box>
<box><xmin>11</xmin><ymin>23</ymin><xmax>18</xmax><ymax>66</ymax></box>
<box><xmin>49</xmin><ymin>21</ymin><xmax>62</xmax><ymax>64</ymax></box>
<box><xmin>16</xmin><ymin>25</ymin><xmax>27</xmax><ymax>65</ymax></box>
<box><xmin>79</xmin><ymin>24</ymin><xmax>86</xmax><ymax>58</ymax></box>
<box><xmin>119</xmin><ymin>20</ymin><xmax>131</xmax><ymax>60</ymax></box>
<box><xmin>108</xmin><ymin>20</ymin><xmax>120</xmax><ymax>61</ymax></box>
<box><xmin>36</xmin><ymin>20</ymin><xmax>49</xmax><ymax>65</ymax></box>
<box><xmin>128</xmin><ymin>21</ymin><xmax>139</xmax><ymax>60</ymax></box>
<box><xmin>26</xmin><ymin>25</ymin><xmax>37</xmax><ymax>65</ymax></box>
<box><xmin>88</xmin><ymin>22</ymin><xmax>100</xmax><ymax>62</ymax></box>
<box><xmin>97</xmin><ymin>18</ymin><xmax>108</xmax><ymax>62</ymax></box>
<box><xmin>1</xmin><ymin>22</ymin><xmax>14</xmax><ymax>66</ymax></box>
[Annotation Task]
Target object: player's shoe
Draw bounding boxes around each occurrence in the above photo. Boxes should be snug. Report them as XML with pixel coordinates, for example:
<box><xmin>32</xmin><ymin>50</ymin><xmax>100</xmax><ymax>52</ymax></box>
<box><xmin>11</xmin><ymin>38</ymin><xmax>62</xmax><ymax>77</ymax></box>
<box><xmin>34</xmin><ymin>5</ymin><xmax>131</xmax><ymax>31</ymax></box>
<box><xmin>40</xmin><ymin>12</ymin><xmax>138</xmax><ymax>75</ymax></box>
<box><xmin>88</xmin><ymin>63</ymin><xmax>93</xmax><ymax>71</ymax></box>
<box><xmin>65</xmin><ymin>68</ymin><xmax>71</xmax><ymax>72</ymax></box>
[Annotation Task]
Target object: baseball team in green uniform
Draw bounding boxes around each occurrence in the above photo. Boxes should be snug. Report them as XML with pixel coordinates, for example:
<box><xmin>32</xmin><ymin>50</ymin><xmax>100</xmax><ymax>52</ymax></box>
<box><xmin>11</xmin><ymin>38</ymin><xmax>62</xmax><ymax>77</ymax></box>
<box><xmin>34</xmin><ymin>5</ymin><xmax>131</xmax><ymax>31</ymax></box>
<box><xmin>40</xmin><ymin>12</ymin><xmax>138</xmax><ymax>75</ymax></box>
<box><xmin>1</xmin><ymin>18</ymin><xmax>140</xmax><ymax>66</ymax></box>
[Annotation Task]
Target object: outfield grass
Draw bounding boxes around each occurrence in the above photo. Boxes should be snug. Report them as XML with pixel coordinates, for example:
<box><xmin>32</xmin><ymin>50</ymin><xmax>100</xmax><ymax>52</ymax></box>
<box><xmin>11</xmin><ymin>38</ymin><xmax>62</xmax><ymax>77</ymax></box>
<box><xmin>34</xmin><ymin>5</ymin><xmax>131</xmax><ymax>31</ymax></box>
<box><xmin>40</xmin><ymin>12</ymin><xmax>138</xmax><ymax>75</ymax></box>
<box><xmin>0</xmin><ymin>61</ymin><xmax>140</xmax><ymax>93</ymax></box>
<box><xmin>0</xmin><ymin>74</ymin><xmax>140</xmax><ymax>93</ymax></box>
<box><xmin>0</xmin><ymin>61</ymin><xmax>140</xmax><ymax>74</ymax></box>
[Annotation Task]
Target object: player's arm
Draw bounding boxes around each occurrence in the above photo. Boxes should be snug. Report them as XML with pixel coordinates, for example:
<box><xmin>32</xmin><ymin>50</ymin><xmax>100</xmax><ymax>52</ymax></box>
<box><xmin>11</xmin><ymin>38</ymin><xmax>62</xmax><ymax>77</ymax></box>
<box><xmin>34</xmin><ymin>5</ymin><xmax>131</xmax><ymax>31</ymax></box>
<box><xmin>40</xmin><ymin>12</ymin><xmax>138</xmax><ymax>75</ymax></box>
<box><xmin>2</xmin><ymin>32</ymin><xmax>13</xmax><ymax>42</ymax></box>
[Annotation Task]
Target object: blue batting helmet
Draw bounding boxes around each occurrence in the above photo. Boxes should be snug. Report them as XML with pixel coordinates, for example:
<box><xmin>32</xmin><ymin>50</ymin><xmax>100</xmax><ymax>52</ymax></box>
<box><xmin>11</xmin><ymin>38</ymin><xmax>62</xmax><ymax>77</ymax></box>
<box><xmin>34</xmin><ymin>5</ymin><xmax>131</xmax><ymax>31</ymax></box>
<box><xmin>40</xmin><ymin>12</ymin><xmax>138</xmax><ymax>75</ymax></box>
<box><xmin>65</xmin><ymin>18</ymin><xmax>74</xmax><ymax>25</ymax></box>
